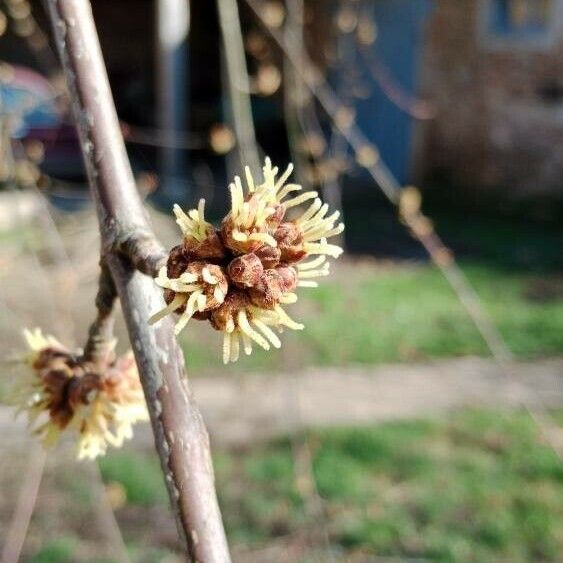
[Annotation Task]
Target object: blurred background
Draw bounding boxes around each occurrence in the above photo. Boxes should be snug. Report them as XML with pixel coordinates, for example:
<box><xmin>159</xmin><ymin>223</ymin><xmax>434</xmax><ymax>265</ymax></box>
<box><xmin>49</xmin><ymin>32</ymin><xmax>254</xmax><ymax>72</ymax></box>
<box><xmin>1</xmin><ymin>0</ymin><xmax>563</xmax><ymax>561</ymax></box>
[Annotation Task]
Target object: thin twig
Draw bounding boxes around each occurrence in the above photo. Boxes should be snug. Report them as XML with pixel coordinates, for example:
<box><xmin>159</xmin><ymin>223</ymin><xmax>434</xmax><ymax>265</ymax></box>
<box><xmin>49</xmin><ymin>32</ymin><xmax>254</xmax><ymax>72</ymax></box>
<box><xmin>245</xmin><ymin>0</ymin><xmax>509</xmax><ymax>367</ymax></box>
<box><xmin>1</xmin><ymin>448</ymin><xmax>47</xmax><ymax>563</ymax></box>
<box><xmin>216</xmin><ymin>0</ymin><xmax>261</xmax><ymax>173</ymax></box>
<box><xmin>284</xmin><ymin>0</ymin><xmax>346</xmax><ymax>246</ymax></box>
<box><xmin>89</xmin><ymin>462</ymin><xmax>131</xmax><ymax>563</ymax></box>
<box><xmin>43</xmin><ymin>1</ymin><xmax>230</xmax><ymax>559</ymax></box>
<box><xmin>82</xmin><ymin>262</ymin><xmax>117</xmax><ymax>365</ymax></box>
<box><xmin>282</xmin><ymin>0</ymin><xmax>308</xmax><ymax>186</ymax></box>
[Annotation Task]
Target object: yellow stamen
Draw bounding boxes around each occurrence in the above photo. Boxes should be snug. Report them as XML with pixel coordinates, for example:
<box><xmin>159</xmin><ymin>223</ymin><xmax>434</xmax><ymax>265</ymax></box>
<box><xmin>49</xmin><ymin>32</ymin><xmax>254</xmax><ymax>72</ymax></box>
<box><xmin>253</xmin><ymin>320</ymin><xmax>282</xmax><ymax>348</ymax></box>
<box><xmin>201</xmin><ymin>267</ymin><xmax>217</xmax><ymax>285</ymax></box>
<box><xmin>277</xmin><ymin>182</ymin><xmax>301</xmax><ymax>201</ymax></box>
<box><xmin>230</xmin><ymin>332</ymin><xmax>240</xmax><ymax>362</ymax></box>
<box><xmin>245</xmin><ymin>165</ymin><xmax>255</xmax><ymax>192</ymax></box>
<box><xmin>297</xmin><ymin>256</ymin><xmax>327</xmax><ymax>270</ymax></box>
<box><xmin>174</xmin><ymin>291</ymin><xmax>201</xmax><ymax>334</ymax></box>
<box><xmin>296</xmin><ymin>198</ymin><xmax>322</xmax><ymax>224</ymax></box>
<box><xmin>274</xmin><ymin>163</ymin><xmax>294</xmax><ymax>192</ymax></box>
<box><xmin>213</xmin><ymin>285</ymin><xmax>225</xmax><ymax>303</ymax></box>
<box><xmin>232</xmin><ymin>230</ymin><xmax>248</xmax><ymax>242</ymax></box>
<box><xmin>149</xmin><ymin>294</ymin><xmax>187</xmax><ymax>325</ymax></box>
<box><xmin>283</xmin><ymin>191</ymin><xmax>318</xmax><ymax>209</ymax></box>
<box><xmin>241</xmin><ymin>333</ymin><xmax>253</xmax><ymax>355</ymax></box>
<box><xmin>223</xmin><ymin>332</ymin><xmax>231</xmax><ymax>364</ymax></box>
<box><xmin>247</xmin><ymin>232</ymin><xmax>277</xmax><ymax>247</ymax></box>
<box><xmin>237</xmin><ymin>310</ymin><xmax>270</xmax><ymax>350</ymax></box>
<box><xmin>279</xmin><ymin>292</ymin><xmax>298</xmax><ymax>304</ymax></box>
<box><xmin>274</xmin><ymin>305</ymin><xmax>304</xmax><ymax>330</ymax></box>
<box><xmin>298</xmin><ymin>280</ymin><xmax>318</xmax><ymax>288</ymax></box>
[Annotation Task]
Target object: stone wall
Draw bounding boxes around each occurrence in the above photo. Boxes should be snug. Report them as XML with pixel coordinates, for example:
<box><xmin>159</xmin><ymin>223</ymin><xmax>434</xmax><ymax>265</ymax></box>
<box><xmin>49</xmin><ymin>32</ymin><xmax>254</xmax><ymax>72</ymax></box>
<box><xmin>419</xmin><ymin>0</ymin><xmax>563</xmax><ymax>201</ymax></box>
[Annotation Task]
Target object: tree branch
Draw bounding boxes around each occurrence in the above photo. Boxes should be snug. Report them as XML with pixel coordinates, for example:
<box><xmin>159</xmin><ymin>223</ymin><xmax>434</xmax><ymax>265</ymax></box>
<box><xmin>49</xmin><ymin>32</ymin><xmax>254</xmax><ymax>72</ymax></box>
<box><xmin>113</xmin><ymin>228</ymin><xmax>168</xmax><ymax>278</ymax></box>
<box><xmin>216</xmin><ymin>0</ymin><xmax>260</xmax><ymax>173</ymax></box>
<box><xmin>82</xmin><ymin>261</ymin><xmax>117</xmax><ymax>365</ymax></box>
<box><xmin>44</xmin><ymin>1</ymin><xmax>230</xmax><ymax>560</ymax></box>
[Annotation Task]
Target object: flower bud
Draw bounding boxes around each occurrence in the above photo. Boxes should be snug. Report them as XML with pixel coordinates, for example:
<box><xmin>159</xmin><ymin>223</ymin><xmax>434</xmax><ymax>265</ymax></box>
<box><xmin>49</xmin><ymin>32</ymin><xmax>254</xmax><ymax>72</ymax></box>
<box><xmin>220</xmin><ymin>215</ymin><xmax>275</xmax><ymax>255</ymax></box>
<box><xmin>153</xmin><ymin>158</ymin><xmax>344</xmax><ymax>362</ymax></box>
<box><xmin>248</xmin><ymin>269</ymin><xmax>284</xmax><ymax>310</ymax></box>
<box><xmin>228</xmin><ymin>253</ymin><xmax>264</xmax><ymax>288</ymax></box>
<box><xmin>210</xmin><ymin>290</ymin><xmax>251</xmax><ymax>332</ymax></box>
<box><xmin>254</xmin><ymin>244</ymin><xmax>281</xmax><ymax>269</ymax></box>
<box><xmin>266</xmin><ymin>203</ymin><xmax>286</xmax><ymax>229</ymax></box>
<box><xmin>10</xmin><ymin>329</ymin><xmax>149</xmax><ymax>460</ymax></box>
<box><xmin>166</xmin><ymin>244</ymin><xmax>189</xmax><ymax>279</ymax></box>
<box><xmin>275</xmin><ymin>265</ymin><xmax>298</xmax><ymax>293</ymax></box>
<box><xmin>173</xmin><ymin>200</ymin><xmax>226</xmax><ymax>261</ymax></box>
<box><xmin>274</xmin><ymin>222</ymin><xmax>307</xmax><ymax>263</ymax></box>
<box><xmin>183</xmin><ymin>229</ymin><xmax>226</xmax><ymax>262</ymax></box>
<box><xmin>152</xmin><ymin>262</ymin><xmax>229</xmax><ymax>335</ymax></box>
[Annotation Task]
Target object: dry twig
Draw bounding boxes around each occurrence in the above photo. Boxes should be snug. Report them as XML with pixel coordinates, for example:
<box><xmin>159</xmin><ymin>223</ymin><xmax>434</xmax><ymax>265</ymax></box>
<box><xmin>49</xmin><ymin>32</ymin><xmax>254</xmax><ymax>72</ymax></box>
<box><xmin>217</xmin><ymin>0</ymin><xmax>261</xmax><ymax>173</ymax></box>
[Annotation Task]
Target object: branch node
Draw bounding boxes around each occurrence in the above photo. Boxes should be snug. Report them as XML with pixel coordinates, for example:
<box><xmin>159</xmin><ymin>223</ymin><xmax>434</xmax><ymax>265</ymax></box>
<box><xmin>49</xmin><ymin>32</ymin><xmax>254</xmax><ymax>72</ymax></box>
<box><xmin>113</xmin><ymin>228</ymin><xmax>167</xmax><ymax>278</ymax></box>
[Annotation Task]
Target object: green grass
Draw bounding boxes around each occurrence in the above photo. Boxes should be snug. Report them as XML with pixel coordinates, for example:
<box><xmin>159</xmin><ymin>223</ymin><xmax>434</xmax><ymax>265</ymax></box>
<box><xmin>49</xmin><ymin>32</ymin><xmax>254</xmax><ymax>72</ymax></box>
<box><xmin>98</xmin><ymin>451</ymin><xmax>168</xmax><ymax>506</ymax></box>
<box><xmin>180</xmin><ymin>262</ymin><xmax>563</xmax><ymax>373</ymax></box>
<box><xmin>99</xmin><ymin>409</ymin><xmax>563</xmax><ymax>562</ymax></box>
<box><xmin>29</xmin><ymin>538</ymin><xmax>78</xmax><ymax>563</ymax></box>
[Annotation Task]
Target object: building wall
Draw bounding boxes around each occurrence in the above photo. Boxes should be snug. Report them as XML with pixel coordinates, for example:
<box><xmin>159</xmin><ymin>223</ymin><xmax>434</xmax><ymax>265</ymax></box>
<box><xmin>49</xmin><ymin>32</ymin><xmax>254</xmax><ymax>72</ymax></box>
<box><xmin>420</xmin><ymin>0</ymin><xmax>563</xmax><ymax>200</ymax></box>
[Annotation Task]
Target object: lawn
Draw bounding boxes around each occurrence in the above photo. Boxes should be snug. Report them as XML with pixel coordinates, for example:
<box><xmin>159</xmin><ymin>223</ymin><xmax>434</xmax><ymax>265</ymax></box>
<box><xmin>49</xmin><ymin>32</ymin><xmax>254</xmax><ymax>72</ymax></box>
<box><xmin>180</xmin><ymin>261</ymin><xmax>563</xmax><ymax>373</ymax></box>
<box><xmin>78</xmin><ymin>409</ymin><xmax>563</xmax><ymax>562</ymax></box>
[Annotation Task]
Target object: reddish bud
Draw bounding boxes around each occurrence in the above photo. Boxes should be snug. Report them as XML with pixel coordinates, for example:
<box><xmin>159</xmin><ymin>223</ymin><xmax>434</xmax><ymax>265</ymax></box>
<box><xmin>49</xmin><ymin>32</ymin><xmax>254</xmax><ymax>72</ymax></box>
<box><xmin>166</xmin><ymin>245</ymin><xmax>189</xmax><ymax>279</ymax></box>
<box><xmin>275</xmin><ymin>265</ymin><xmax>298</xmax><ymax>292</ymax></box>
<box><xmin>266</xmin><ymin>203</ymin><xmax>286</xmax><ymax>229</ymax></box>
<box><xmin>255</xmin><ymin>244</ymin><xmax>281</xmax><ymax>269</ymax></box>
<box><xmin>228</xmin><ymin>253</ymin><xmax>264</xmax><ymax>288</ymax></box>
<box><xmin>249</xmin><ymin>269</ymin><xmax>284</xmax><ymax>310</ymax></box>
<box><xmin>274</xmin><ymin>222</ymin><xmax>307</xmax><ymax>263</ymax></box>
<box><xmin>183</xmin><ymin>230</ymin><xmax>226</xmax><ymax>262</ymax></box>
<box><xmin>210</xmin><ymin>290</ymin><xmax>250</xmax><ymax>331</ymax></box>
<box><xmin>186</xmin><ymin>261</ymin><xmax>229</xmax><ymax>311</ymax></box>
<box><xmin>220</xmin><ymin>216</ymin><xmax>265</xmax><ymax>255</ymax></box>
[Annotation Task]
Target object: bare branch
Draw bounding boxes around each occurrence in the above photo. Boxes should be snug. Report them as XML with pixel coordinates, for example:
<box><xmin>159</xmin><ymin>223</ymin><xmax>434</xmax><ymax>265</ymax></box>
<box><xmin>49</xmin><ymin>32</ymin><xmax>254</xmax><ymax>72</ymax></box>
<box><xmin>113</xmin><ymin>228</ymin><xmax>168</xmax><ymax>278</ymax></box>
<box><xmin>1</xmin><ymin>448</ymin><xmax>47</xmax><ymax>563</ymax></box>
<box><xmin>82</xmin><ymin>262</ymin><xmax>117</xmax><ymax>365</ymax></box>
<box><xmin>43</xmin><ymin>1</ymin><xmax>230</xmax><ymax>560</ymax></box>
<box><xmin>216</xmin><ymin>0</ymin><xmax>261</xmax><ymax>173</ymax></box>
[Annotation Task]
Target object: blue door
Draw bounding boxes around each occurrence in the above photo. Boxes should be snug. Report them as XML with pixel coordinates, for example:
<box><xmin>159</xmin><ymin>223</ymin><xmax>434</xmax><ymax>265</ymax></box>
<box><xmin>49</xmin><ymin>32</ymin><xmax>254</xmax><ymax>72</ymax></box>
<box><xmin>338</xmin><ymin>0</ymin><xmax>432</xmax><ymax>185</ymax></box>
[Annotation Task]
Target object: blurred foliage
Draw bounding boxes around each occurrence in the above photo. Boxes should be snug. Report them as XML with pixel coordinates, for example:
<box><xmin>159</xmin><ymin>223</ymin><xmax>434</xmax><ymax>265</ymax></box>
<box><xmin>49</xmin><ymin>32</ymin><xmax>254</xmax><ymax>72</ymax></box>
<box><xmin>99</xmin><ymin>409</ymin><xmax>563</xmax><ymax>562</ymax></box>
<box><xmin>29</xmin><ymin>538</ymin><xmax>77</xmax><ymax>563</ymax></box>
<box><xmin>98</xmin><ymin>452</ymin><xmax>168</xmax><ymax>506</ymax></box>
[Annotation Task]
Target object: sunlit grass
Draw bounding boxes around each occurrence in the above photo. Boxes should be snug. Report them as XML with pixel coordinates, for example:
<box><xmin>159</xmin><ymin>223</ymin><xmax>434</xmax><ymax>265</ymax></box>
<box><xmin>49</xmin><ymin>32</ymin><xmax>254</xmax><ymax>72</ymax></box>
<box><xmin>29</xmin><ymin>538</ymin><xmax>77</xmax><ymax>563</ymax></box>
<box><xmin>98</xmin><ymin>409</ymin><xmax>563</xmax><ymax>562</ymax></box>
<box><xmin>98</xmin><ymin>451</ymin><xmax>167</xmax><ymax>506</ymax></box>
<box><xmin>180</xmin><ymin>262</ymin><xmax>563</xmax><ymax>373</ymax></box>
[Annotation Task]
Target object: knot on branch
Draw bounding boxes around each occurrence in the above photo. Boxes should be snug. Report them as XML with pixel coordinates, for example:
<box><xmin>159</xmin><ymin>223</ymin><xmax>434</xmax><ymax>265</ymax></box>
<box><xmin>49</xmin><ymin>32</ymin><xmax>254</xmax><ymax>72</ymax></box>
<box><xmin>113</xmin><ymin>228</ymin><xmax>167</xmax><ymax>278</ymax></box>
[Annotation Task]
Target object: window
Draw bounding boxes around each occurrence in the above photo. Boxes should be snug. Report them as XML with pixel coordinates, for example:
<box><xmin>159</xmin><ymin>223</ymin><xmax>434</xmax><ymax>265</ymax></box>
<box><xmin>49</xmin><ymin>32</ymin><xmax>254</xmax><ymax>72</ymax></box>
<box><xmin>479</xmin><ymin>0</ymin><xmax>563</xmax><ymax>49</ymax></box>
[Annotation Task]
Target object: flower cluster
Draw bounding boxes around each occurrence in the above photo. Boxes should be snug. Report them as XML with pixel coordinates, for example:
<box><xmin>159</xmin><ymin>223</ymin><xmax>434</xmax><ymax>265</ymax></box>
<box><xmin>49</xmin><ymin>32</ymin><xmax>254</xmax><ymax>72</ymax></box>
<box><xmin>10</xmin><ymin>329</ymin><xmax>148</xmax><ymax>460</ymax></box>
<box><xmin>150</xmin><ymin>158</ymin><xmax>344</xmax><ymax>363</ymax></box>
